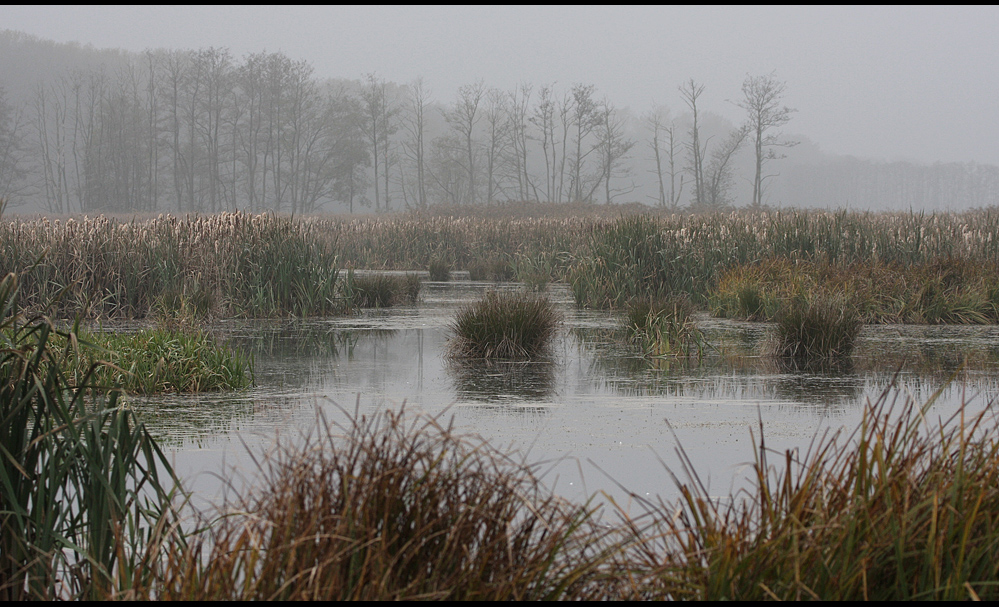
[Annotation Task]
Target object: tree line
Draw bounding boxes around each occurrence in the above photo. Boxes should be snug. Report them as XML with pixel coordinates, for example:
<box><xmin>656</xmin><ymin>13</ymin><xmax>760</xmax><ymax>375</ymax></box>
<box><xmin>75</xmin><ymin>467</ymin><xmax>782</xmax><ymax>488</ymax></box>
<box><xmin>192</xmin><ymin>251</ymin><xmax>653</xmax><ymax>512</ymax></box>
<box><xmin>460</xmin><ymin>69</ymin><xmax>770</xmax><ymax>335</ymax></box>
<box><xmin>0</xmin><ymin>31</ymin><xmax>996</xmax><ymax>213</ymax></box>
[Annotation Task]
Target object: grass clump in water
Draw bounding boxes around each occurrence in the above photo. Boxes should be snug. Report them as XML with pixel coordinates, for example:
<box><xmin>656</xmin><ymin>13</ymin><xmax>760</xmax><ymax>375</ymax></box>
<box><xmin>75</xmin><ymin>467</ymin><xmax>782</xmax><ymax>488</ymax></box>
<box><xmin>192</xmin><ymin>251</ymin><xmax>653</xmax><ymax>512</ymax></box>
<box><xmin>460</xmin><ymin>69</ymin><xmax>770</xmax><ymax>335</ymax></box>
<box><xmin>64</xmin><ymin>328</ymin><xmax>253</xmax><ymax>394</ymax></box>
<box><xmin>140</xmin><ymin>406</ymin><xmax>614</xmax><ymax>600</ymax></box>
<box><xmin>447</xmin><ymin>290</ymin><xmax>561</xmax><ymax>360</ymax></box>
<box><xmin>347</xmin><ymin>272</ymin><xmax>420</xmax><ymax>308</ymax></box>
<box><xmin>626</xmin><ymin>296</ymin><xmax>708</xmax><ymax>359</ymax></box>
<box><xmin>766</xmin><ymin>294</ymin><xmax>862</xmax><ymax>360</ymax></box>
<box><xmin>427</xmin><ymin>257</ymin><xmax>452</xmax><ymax>282</ymax></box>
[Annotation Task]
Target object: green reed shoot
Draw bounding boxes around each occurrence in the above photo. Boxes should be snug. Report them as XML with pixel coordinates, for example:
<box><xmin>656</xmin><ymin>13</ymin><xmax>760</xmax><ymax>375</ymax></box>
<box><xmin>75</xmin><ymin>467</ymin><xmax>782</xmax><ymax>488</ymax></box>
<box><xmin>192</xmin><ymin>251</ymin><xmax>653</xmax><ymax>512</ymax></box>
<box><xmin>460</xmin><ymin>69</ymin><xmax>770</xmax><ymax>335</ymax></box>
<box><xmin>0</xmin><ymin>272</ymin><xmax>179</xmax><ymax>600</ymax></box>
<box><xmin>626</xmin><ymin>296</ymin><xmax>708</xmax><ymax>359</ymax></box>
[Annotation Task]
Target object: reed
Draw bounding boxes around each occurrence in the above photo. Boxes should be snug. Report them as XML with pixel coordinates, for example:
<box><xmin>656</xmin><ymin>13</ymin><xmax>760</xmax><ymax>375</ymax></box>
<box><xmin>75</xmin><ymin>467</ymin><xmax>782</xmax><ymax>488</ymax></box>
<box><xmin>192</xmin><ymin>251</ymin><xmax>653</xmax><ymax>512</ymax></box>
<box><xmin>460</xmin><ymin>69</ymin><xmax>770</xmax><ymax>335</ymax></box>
<box><xmin>765</xmin><ymin>293</ymin><xmax>863</xmax><ymax>360</ymax></box>
<box><xmin>0</xmin><ymin>272</ymin><xmax>178</xmax><ymax>600</ymax></box>
<box><xmin>625</xmin><ymin>296</ymin><xmax>708</xmax><ymax>359</ymax></box>
<box><xmin>447</xmin><ymin>290</ymin><xmax>562</xmax><ymax>359</ymax></box>
<box><xmin>137</xmin><ymin>406</ymin><xmax>617</xmax><ymax>600</ymax></box>
<box><xmin>427</xmin><ymin>257</ymin><xmax>453</xmax><ymax>282</ymax></box>
<box><xmin>616</xmin><ymin>386</ymin><xmax>999</xmax><ymax>600</ymax></box>
<box><xmin>712</xmin><ymin>257</ymin><xmax>999</xmax><ymax>324</ymax></box>
<box><xmin>346</xmin><ymin>272</ymin><xmax>420</xmax><ymax>308</ymax></box>
<box><xmin>8</xmin><ymin>208</ymin><xmax>999</xmax><ymax>320</ymax></box>
<box><xmin>0</xmin><ymin>212</ymin><xmax>349</xmax><ymax>319</ymax></box>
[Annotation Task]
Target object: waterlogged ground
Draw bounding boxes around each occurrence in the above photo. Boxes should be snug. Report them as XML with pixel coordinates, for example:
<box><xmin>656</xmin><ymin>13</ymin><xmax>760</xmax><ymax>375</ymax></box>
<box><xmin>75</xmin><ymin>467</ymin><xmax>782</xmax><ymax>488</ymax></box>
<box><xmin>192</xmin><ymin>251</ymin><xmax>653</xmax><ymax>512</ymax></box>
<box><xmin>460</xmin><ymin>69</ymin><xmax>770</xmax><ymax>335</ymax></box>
<box><xmin>129</xmin><ymin>281</ymin><xmax>999</xmax><ymax>509</ymax></box>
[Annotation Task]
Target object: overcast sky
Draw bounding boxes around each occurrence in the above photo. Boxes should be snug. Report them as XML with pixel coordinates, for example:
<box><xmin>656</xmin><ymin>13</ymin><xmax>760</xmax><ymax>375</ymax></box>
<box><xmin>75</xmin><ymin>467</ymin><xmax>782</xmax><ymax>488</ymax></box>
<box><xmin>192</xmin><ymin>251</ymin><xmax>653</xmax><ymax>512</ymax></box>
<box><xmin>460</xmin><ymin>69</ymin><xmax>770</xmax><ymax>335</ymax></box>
<box><xmin>5</xmin><ymin>5</ymin><xmax>998</xmax><ymax>165</ymax></box>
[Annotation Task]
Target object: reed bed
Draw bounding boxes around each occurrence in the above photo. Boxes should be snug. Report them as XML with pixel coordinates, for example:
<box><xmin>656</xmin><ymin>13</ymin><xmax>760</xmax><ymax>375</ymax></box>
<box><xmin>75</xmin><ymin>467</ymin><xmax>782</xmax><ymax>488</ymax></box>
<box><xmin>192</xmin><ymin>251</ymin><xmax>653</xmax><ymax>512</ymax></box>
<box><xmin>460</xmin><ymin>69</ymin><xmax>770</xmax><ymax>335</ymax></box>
<box><xmin>447</xmin><ymin>290</ymin><xmax>563</xmax><ymax>360</ymax></box>
<box><xmin>7</xmin><ymin>207</ymin><xmax>999</xmax><ymax>320</ymax></box>
<box><xmin>567</xmin><ymin>209</ymin><xmax>999</xmax><ymax>310</ymax></box>
<box><xmin>0</xmin><ymin>212</ymin><xmax>347</xmax><ymax>319</ymax></box>
<box><xmin>712</xmin><ymin>257</ymin><xmax>999</xmax><ymax>324</ymax></box>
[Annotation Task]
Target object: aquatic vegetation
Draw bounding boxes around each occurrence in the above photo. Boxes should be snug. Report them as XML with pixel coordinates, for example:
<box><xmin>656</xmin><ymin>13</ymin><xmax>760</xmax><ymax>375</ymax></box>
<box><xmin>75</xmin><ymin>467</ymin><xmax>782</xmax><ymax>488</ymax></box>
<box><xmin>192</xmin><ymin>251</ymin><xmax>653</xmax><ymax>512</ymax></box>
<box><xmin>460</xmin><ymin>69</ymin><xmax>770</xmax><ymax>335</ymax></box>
<box><xmin>7</xmin><ymin>207</ymin><xmax>999</xmax><ymax>322</ymax></box>
<box><xmin>619</xmin><ymin>387</ymin><xmax>999</xmax><ymax>600</ymax></box>
<box><xmin>346</xmin><ymin>272</ymin><xmax>420</xmax><ymax>308</ymax></box>
<box><xmin>135</xmin><ymin>406</ymin><xmax>615</xmax><ymax>600</ymax></box>
<box><xmin>765</xmin><ymin>293</ymin><xmax>862</xmax><ymax>359</ymax></box>
<box><xmin>120</xmin><ymin>383</ymin><xmax>999</xmax><ymax>600</ymax></box>
<box><xmin>0</xmin><ymin>212</ymin><xmax>349</xmax><ymax>319</ymax></box>
<box><xmin>568</xmin><ymin>208</ymin><xmax>999</xmax><ymax>311</ymax></box>
<box><xmin>447</xmin><ymin>290</ymin><xmax>562</xmax><ymax>359</ymax></box>
<box><xmin>626</xmin><ymin>296</ymin><xmax>708</xmax><ymax>359</ymax></box>
<box><xmin>466</xmin><ymin>254</ymin><xmax>516</xmax><ymax>281</ymax></box>
<box><xmin>427</xmin><ymin>256</ymin><xmax>453</xmax><ymax>282</ymax></box>
<box><xmin>63</xmin><ymin>328</ymin><xmax>253</xmax><ymax>394</ymax></box>
<box><xmin>712</xmin><ymin>257</ymin><xmax>999</xmax><ymax>324</ymax></box>
<box><xmin>0</xmin><ymin>273</ymin><xmax>178</xmax><ymax>600</ymax></box>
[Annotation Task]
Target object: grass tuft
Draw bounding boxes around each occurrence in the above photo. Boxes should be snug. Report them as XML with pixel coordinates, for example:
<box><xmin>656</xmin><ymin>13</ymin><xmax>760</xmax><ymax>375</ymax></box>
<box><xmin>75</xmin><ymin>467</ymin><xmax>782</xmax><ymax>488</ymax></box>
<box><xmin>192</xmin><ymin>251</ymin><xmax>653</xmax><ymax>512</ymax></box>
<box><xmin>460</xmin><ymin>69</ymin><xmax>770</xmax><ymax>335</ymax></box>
<box><xmin>61</xmin><ymin>328</ymin><xmax>253</xmax><ymax>394</ymax></box>
<box><xmin>625</xmin><ymin>296</ymin><xmax>708</xmax><ymax>359</ymax></box>
<box><xmin>447</xmin><ymin>290</ymin><xmax>562</xmax><ymax>360</ymax></box>
<box><xmin>347</xmin><ymin>273</ymin><xmax>420</xmax><ymax>308</ymax></box>
<box><xmin>428</xmin><ymin>257</ymin><xmax>452</xmax><ymax>282</ymax></box>
<box><xmin>616</xmin><ymin>385</ymin><xmax>999</xmax><ymax>600</ymax></box>
<box><xmin>140</xmin><ymin>406</ymin><xmax>616</xmax><ymax>600</ymax></box>
<box><xmin>766</xmin><ymin>293</ymin><xmax>862</xmax><ymax>360</ymax></box>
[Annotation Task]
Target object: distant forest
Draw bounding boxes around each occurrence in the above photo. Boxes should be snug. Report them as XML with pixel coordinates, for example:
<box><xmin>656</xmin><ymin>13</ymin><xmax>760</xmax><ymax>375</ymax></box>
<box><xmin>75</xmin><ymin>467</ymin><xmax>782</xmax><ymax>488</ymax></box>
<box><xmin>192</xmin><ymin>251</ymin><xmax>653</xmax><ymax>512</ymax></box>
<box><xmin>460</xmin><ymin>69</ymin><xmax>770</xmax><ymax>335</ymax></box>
<box><xmin>0</xmin><ymin>29</ymin><xmax>997</xmax><ymax>214</ymax></box>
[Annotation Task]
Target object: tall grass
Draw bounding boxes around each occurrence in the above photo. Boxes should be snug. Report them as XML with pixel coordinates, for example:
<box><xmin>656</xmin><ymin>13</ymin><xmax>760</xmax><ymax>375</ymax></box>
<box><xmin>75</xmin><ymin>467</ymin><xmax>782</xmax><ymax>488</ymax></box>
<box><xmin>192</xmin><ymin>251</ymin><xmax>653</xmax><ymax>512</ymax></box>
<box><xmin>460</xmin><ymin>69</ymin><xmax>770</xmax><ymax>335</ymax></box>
<box><xmin>447</xmin><ymin>290</ymin><xmax>562</xmax><ymax>360</ymax></box>
<box><xmin>625</xmin><ymin>296</ymin><xmax>708</xmax><ymax>360</ymax></box>
<box><xmin>0</xmin><ymin>272</ymin><xmax>178</xmax><ymax>600</ymax></box>
<box><xmin>617</xmin><ymin>386</ymin><xmax>999</xmax><ymax>600</ymax></box>
<box><xmin>712</xmin><ymin>257</ymin><xmax>999</xmax><ymax>324</ymax></box>
<box><xmin>62</xmin><ymin>328</ymin><xmax>253</xmax><ymax>394</ymax></box>
<box><xmin>8</xmin><ymin>208</ymin><xmax>999</xmax><ymax>320</ymax></box>
<box><xmin>0</xmin><ymin>212</ymin><xmax>348</xmax><ymax>319</ymax></box>
<box><xmin>567</xmin><ymin>209</ymin><xmax>999</xmax><ymax>310</ymax></box>
<box><xmin>137</xmin><ymin>406</ymin><xmax>616</xmax><ymax>600</ymax></box>
<box><xmin>345</xmin><ymin>272</ymin><xmax>420</xmax><ymax>308</ymax></box>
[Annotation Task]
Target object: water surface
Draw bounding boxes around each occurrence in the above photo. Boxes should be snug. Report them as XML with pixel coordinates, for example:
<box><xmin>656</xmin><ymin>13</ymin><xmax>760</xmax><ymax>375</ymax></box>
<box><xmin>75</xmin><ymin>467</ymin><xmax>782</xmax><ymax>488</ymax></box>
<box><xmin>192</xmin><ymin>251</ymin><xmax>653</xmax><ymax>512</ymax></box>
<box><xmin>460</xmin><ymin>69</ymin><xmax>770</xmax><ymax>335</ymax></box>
<box><xmin>130</xmin><ymin>281</ymin><xmax>999</xmax><ymax>507</ymax></box>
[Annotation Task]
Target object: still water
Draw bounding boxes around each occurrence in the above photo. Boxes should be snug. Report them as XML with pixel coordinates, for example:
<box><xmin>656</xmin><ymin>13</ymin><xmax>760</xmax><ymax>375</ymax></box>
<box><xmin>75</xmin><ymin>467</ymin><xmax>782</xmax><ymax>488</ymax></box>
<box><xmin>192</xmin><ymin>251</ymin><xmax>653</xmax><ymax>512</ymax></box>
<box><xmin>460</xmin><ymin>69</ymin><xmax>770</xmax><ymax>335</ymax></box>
<box><xmin>128</xmin><ymin>281</ymin><xmax>999</xmax><ymax>508</ymax></box>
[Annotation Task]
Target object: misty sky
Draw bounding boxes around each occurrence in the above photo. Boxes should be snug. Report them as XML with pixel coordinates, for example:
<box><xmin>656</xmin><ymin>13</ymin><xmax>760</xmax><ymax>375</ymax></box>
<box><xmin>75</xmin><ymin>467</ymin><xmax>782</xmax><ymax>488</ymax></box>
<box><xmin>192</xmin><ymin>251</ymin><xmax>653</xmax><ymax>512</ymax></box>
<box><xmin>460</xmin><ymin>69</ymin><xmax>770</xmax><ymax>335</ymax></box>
<box><xmin>5</xmin><ymin>5</ymin><xmax>998</xmax><ymax>165</ymax></box>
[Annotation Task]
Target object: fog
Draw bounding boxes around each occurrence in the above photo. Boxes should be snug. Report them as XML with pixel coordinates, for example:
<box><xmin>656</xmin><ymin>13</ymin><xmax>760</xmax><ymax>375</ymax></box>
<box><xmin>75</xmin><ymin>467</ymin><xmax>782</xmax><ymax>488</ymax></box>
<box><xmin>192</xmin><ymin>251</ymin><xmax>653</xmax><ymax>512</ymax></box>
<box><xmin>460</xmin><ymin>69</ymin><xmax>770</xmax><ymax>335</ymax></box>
<box><xmin>1</xmin><ymin>6</ymin><xmax>998</xmax><ymax>213</ymax></box>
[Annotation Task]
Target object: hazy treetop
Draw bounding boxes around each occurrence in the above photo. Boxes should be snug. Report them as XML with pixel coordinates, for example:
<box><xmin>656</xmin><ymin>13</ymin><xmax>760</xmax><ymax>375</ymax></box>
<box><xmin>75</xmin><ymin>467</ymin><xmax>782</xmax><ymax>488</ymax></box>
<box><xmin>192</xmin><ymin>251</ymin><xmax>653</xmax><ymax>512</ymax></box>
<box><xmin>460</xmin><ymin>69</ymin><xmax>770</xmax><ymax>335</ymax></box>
<box><xmin>4</xmin><ymin>5</ymin><xmax>998</xmax><ymax>165</ymax></box>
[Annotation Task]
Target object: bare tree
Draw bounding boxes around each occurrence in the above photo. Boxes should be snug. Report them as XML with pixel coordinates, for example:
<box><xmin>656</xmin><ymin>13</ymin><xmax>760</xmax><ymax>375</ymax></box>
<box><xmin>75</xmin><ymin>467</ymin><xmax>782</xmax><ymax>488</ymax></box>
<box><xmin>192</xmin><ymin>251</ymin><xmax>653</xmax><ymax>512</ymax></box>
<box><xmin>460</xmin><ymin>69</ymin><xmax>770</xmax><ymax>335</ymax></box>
<box><xmin>483</xmin><ymin>87</ymin><xmax>509</xmax><ymax>204</ymax></box>
<box><xmin>644</xmin><ymin>104</ymin><xmax>683</xmax><ymax>208</ymax></box>
<box><xmin>161</xmin><ymin>50</ymin><xmax>188</xmax><ymax>212</ymax></box>
<box><xmin>568</xmin><ymin>83</ymin><xmax>599</xmax><ymax>203</ymax></box>
<box><xmin>193</xmin><ymin>47</ymin><xmax>232</xmax><ymax>213</ymax></box>
<box><xmin>703</xmin><ymin>124</ymin><xmax>748</xmax><ymax>208</ymax></box>
<box><xmin>402</xmin><ymin>78</ymin><xmax>430</xmax><ymax>209</ymax></box>
<box><xmin>502</xmin><ymin>84</ymin><xmax>533</xmax><ymax>201</ymax></box>
<box><xmin>679</xmin><ymin>79</ymin><xmax>707</xmax><ymax>207</ymax></box>
<box><xmin>738</xmin><ymin>71</ymin><xmax>797</xmax><ymax>207</ymax></box>
<box><xmin>0</xmin><ymin>86</ymin><xmax>27</xmax><ymax>202</ymax></box>
<box><xmin>529</xmin><ymin>84</ymin><xmax>556</xmax><ymax>202</ymax></box>
<box><xmin>360</xmin><ymin>73</ymin><xmax>389</xmax><ymax>211</ymax></box>
<box><xmin>442</xmin><ymin>81</ymin><xmax>485</xmax><ymax>205</ymax></box>
<box><xmin>590</xmin><ymin>101</ymin><xmax>635</xmax><ymax>204</ymax></box>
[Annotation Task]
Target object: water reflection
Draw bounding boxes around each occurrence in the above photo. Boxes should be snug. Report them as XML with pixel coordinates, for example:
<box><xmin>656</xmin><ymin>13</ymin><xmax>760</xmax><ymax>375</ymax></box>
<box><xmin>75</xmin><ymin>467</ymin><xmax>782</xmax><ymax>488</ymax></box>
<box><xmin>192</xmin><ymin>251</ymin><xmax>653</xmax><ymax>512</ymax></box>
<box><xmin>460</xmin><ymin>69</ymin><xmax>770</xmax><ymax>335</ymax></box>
<box><xmin>448</xmin><ymin>359</ymin><xmax>558</xmax><ymax>405</ymax></box>
<box><xmin>126</xmin><ymin>390</ymin><xmax>304</xmax><ymax>447</ymax></box>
